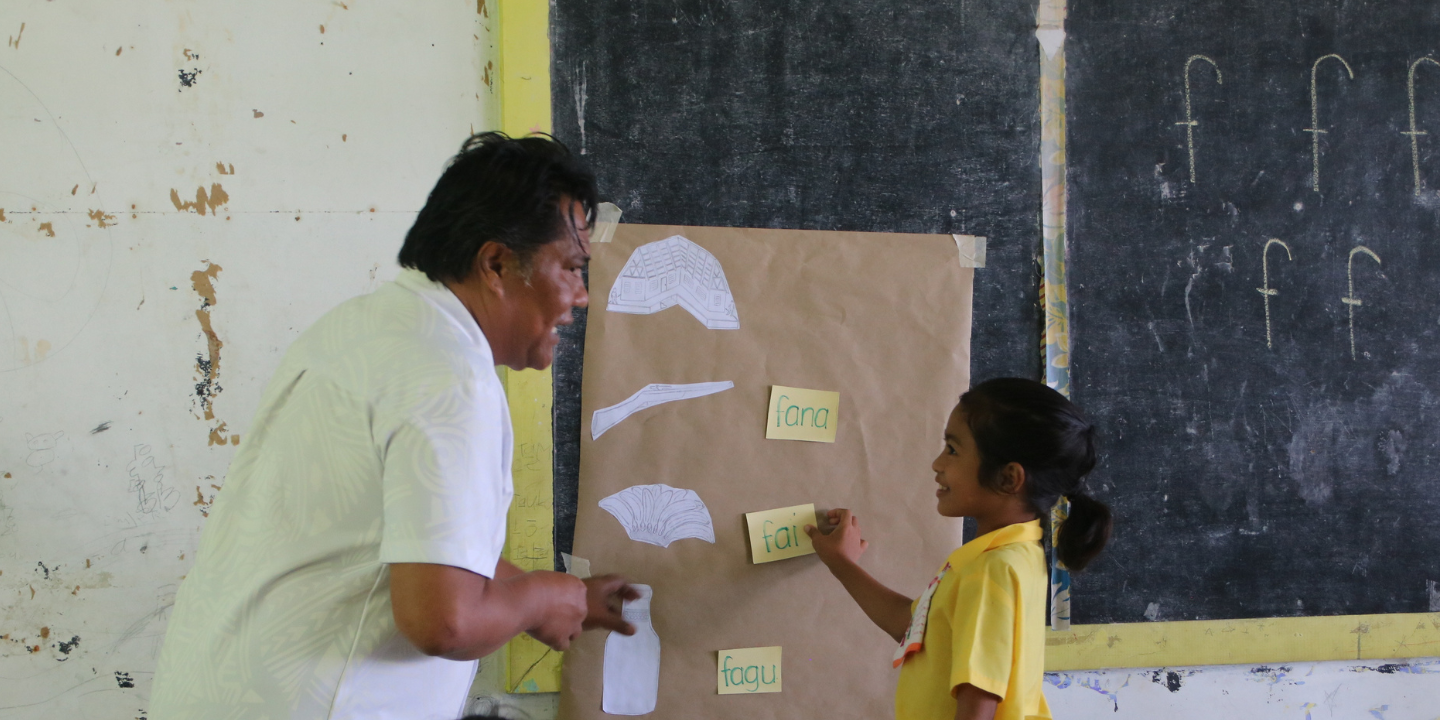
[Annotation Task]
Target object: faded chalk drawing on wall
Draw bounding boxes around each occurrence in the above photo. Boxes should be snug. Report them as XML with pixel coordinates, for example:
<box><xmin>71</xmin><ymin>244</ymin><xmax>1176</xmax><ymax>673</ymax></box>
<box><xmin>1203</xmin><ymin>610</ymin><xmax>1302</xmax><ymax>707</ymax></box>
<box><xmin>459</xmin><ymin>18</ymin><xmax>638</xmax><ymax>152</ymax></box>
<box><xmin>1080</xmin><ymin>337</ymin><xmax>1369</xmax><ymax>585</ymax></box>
<box><xmin>0</xmin><ymin>65</ymin><xmax>111</xmax><ymax>374</ymax></box>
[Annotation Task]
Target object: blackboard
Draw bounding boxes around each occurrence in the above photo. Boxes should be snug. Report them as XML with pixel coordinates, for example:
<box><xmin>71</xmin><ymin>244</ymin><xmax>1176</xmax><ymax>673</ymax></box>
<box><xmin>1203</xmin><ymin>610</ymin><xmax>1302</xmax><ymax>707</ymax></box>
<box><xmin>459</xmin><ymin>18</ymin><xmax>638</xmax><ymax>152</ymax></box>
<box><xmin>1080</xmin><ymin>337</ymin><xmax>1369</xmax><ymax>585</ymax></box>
<box><xmin>1068</xmin><ymin>0</ymin><xmax>1440</xmax><ymax>623</ymax></box>
<box><xmin>550</xmin><ymin>0</ymin><xmax>1043</xmax><ymax>563</ymax></box>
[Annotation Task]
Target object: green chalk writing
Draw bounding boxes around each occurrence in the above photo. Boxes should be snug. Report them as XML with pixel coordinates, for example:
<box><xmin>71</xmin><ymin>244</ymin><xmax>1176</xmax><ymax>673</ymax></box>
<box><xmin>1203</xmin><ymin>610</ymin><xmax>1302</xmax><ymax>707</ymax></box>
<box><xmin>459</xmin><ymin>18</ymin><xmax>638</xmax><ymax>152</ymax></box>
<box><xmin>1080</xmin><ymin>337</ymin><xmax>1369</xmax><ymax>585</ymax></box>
<box><xmin>761</xmin><ymin>518</ymin><xmax>800</xmax><ymax>553</ymax></box>
<box><xmin>721</xmin><ymin>654</ymin><xmax>779</xmax><ymax>693</ymax></box>
<box><xmin>774</xmin><ymin>394</ymin><xmax>830</xmax><ymax>429</ymax></box>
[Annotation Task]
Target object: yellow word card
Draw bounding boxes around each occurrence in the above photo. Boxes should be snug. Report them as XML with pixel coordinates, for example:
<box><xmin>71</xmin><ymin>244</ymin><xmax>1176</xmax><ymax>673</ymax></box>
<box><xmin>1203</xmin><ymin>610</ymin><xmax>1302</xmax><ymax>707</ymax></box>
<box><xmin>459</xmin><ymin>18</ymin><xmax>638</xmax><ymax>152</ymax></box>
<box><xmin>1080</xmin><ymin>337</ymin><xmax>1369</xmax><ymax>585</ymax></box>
<box><xmin>718</xmin><ymin>646</ymin><xmax>782</xmax><ymax>695</ymax></box>
<box><xmin>766</xmin><ymin>386</ymin><xmax>839</xmax><ymax>443</ymax></box>
<box><xmin>745</xmin><ymin>503</ymin><xmax>817</xmax><ymax>563</ymax></box>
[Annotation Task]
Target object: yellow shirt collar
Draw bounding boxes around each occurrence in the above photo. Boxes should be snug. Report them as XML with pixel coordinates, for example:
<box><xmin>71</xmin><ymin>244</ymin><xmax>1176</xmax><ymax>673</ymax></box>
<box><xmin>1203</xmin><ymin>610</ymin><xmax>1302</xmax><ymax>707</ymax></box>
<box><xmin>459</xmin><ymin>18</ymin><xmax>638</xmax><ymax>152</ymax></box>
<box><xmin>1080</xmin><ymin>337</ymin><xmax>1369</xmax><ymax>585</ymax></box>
<box><xmin>942</xmin><ymin>519</ymin><xmax>1043</xmax><ymax>572</ymax></box>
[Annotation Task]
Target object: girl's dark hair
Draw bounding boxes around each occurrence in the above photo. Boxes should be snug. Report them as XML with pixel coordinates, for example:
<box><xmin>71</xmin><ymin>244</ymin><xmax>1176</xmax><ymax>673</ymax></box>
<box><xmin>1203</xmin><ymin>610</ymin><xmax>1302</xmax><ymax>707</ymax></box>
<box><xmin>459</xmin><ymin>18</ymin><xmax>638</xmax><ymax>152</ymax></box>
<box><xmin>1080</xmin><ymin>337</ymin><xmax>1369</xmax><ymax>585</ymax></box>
<box><xmin>959</xmin><ymin>377</ymin><xmax>1112</xmax><ymax>571</ymax></box>
<box><xmin>399</xmin><ymin>132</ymin><xmax>598</xmax><ymax>283</ymax></box>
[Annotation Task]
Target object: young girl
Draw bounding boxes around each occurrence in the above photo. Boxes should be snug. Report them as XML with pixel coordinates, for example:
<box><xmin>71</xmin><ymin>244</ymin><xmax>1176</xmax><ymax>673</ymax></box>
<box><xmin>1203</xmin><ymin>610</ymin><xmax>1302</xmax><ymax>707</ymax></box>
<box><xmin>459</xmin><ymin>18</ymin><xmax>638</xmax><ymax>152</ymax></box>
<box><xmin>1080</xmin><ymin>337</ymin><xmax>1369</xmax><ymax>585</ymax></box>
<box><xmin>806</xmin><ymin>378</ymin><xmax>1112</xmax><ymax>720</ymax></box>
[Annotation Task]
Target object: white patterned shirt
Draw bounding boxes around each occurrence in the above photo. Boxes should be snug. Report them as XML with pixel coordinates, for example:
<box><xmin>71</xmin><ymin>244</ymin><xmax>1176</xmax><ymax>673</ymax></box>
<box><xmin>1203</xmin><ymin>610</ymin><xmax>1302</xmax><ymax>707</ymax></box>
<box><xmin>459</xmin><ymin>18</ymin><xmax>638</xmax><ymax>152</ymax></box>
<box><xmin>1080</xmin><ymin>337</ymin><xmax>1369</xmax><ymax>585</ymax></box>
<box><xmin>151</xmin><ymin>269</ymin><xmax>514</xmax><ymax>720</ymax></box>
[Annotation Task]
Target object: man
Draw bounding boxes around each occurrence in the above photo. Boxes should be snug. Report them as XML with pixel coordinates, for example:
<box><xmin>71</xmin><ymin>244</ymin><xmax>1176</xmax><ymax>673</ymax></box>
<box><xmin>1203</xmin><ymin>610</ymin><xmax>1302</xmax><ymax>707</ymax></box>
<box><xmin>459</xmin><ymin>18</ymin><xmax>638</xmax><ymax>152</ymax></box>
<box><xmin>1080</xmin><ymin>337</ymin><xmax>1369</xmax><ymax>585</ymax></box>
<box><xmin>151</xmin><ymin>133</ymin><xmax>635</xmax><ymax>719</ymax></box>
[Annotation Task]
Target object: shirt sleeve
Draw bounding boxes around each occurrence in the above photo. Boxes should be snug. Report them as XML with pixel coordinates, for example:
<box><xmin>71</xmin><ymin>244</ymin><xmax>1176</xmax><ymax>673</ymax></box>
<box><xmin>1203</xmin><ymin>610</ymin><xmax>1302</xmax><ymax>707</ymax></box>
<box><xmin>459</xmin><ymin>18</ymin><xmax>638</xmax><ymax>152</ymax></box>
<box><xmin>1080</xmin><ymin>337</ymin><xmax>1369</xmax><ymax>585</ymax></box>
<box><xmin>947</xmin><ymin>556</ymin><xmax>1020</xmax><ymax>700</ymax></box>
<box><xmin>373</xmin><ymin>378</ymin><xmax>512</xmax><ymax>579</ymax></box>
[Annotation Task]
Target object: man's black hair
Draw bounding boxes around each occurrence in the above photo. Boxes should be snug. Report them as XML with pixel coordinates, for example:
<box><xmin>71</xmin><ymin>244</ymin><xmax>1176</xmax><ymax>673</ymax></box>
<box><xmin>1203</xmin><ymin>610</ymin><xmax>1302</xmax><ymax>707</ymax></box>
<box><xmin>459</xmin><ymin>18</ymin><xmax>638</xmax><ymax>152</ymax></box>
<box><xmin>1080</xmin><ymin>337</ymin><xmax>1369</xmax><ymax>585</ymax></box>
<box><xmin>398</xmin><ymin>132</ymin><xmax>598</xmax><ymax>282</ymax></box>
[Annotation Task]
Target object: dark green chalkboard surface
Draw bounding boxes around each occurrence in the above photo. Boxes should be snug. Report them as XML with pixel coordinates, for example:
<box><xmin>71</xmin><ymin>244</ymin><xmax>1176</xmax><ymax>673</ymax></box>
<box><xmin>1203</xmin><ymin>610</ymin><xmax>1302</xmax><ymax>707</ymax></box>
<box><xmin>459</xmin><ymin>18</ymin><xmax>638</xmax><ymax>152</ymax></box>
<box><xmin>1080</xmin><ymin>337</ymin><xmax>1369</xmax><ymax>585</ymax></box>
<box><xmin>1069</xmin><ymin>0</ymin><xmax>1440</xmax><ymax>623</ymax></box>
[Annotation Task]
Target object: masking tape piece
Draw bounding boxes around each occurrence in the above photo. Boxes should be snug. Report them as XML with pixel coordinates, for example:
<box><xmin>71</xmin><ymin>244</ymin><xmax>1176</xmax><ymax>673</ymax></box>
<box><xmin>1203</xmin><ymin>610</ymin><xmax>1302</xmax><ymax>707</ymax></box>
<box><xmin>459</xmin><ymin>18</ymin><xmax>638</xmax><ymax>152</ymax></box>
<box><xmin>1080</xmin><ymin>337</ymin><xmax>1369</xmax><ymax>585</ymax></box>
<box><xmin>592</xmin><ymin>202</ymin><xmax>623</xmax><ymax>243</ymax></box>
<box><xmin>562</xmin><ymin>552</ymin><xmax>593</xmax><ymax>579</ymax></box>
<box><xmin>953</xmin><ymin>234</ymin><xmax>987</xmax><ymax>268</ymax></box>
<box><xmin>1035</xmin><ymin>28</ymin><xmax>1066</xmax><ymax>60</ymax></box>
<box><xmin>498</xmin><ymin>0</ymin><xmax>563</xmax><ymax>695</ymax></box>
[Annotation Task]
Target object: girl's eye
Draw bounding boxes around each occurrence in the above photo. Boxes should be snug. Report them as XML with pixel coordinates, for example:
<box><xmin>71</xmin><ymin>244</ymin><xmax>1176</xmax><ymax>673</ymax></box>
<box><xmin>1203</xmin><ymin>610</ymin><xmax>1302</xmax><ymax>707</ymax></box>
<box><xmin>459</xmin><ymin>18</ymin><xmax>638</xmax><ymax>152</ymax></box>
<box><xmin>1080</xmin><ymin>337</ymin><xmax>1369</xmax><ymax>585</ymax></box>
<box><xmin>946</xmin><ymin>444</ymin><xmax>957</xmax><ymax>455</ymax></box>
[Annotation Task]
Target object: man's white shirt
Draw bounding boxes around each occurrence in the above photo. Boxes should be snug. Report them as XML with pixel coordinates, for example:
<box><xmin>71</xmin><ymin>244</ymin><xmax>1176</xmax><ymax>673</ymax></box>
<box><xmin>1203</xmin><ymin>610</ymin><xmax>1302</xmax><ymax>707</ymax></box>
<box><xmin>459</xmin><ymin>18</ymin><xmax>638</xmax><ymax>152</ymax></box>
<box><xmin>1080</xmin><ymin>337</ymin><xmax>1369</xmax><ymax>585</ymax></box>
<box><xmin>151</xmin><ymin>269</ymin><xmax>513</xmax><ymax>720</ymax></box>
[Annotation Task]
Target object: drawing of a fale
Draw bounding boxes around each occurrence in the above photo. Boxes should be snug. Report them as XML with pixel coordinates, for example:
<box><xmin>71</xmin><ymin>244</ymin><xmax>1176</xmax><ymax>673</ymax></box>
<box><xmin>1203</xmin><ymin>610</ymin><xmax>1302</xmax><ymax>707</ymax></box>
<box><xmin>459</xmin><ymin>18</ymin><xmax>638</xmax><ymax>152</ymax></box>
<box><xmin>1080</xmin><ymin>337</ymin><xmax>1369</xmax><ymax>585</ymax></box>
<box><xmin>607</xmin><ymin>235</ymin><xmax>741</xmax><ymax>330</ymax></box>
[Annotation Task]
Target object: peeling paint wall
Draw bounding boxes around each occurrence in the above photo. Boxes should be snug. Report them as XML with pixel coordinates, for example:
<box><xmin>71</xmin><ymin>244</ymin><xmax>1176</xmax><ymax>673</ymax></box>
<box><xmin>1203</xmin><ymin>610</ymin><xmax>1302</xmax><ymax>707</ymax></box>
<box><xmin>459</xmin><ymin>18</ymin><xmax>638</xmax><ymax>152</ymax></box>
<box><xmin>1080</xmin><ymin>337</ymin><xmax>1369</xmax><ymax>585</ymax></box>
<box><xmin>1046</xmin><ymin>658</ymin><xmax>1440</xmax><ymax>719</ymax></box>
<box><xmin>0</xmin><ymin>1</ymin><xmax>516</xmax><ymax>717</ymax></box>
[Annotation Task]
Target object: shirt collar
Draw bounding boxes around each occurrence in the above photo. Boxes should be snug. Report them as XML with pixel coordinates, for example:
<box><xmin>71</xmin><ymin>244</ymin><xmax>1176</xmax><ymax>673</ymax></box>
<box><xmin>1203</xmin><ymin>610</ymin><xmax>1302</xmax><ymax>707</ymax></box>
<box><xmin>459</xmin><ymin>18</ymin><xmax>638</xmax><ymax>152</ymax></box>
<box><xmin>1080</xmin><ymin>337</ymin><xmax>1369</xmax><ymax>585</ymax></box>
<box><xmin>393</xmin><ymin>268</ymin><xmax>492</xmax><ymax>359</ymax></box>
<box><xmin>944</xmin><ymin>519</ymin><xmax>1044</xmax><ymax>570</ymax></box>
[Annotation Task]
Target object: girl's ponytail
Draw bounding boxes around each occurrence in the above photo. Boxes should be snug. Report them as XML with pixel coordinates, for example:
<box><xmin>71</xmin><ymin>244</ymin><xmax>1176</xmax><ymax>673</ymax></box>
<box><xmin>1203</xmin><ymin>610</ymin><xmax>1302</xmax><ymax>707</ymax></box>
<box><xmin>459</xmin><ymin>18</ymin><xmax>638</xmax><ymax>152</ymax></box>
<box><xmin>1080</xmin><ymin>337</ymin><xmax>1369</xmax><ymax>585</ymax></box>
<box><xmin>960</xmin><ymin>378</ymin><xmax>1113</xmax><ymax>572</ymax></box>
<box><xmin>1056</xmin><ymin>491</ymin><xmax>1112</xmax><ymax>572</ymax></box>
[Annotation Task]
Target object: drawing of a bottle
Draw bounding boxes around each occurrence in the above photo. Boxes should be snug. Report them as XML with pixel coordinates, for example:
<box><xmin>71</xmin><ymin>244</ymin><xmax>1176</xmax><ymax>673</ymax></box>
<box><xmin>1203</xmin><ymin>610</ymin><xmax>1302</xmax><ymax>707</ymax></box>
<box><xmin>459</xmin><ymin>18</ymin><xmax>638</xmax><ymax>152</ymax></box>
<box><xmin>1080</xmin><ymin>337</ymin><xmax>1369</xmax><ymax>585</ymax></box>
<box><xmin>602</xmin><ymin>583</ymin><xmax>660</xmax><ymax>715</ymax></box>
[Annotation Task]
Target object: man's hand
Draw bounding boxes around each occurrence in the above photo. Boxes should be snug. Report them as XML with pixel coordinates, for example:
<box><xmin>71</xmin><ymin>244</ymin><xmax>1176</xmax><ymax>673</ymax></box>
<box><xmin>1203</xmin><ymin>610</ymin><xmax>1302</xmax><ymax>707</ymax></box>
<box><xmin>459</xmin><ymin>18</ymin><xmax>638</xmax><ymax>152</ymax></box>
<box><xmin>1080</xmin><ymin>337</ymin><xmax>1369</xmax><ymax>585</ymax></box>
<box><xmin>520</xmin><ymin>570</ymin><xmax>588</xmax><ymax>651</ymax></box>
<box><xmin>581</xmin><ymin>574</ymin><xmax>641</xmax><ymax>634</ymax></box>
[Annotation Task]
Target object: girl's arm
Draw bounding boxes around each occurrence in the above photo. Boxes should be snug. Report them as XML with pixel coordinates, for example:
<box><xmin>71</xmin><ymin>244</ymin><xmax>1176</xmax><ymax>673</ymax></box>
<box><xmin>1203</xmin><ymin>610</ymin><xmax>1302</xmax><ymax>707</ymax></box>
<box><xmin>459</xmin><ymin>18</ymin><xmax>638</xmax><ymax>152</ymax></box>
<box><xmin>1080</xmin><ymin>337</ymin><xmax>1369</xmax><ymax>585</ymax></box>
<box><xmin>805</xmin><ymin>509</ymin><xmax>914</xmax><ymax>643</ymax></box>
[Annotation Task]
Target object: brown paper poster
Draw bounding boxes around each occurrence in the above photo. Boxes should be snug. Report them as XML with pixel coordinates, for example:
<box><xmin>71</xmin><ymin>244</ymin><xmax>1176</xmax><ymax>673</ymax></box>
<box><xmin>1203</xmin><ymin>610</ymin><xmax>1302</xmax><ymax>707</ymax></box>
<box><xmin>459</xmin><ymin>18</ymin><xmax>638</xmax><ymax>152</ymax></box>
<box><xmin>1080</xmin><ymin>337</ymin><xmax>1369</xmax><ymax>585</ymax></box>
<box><xmin>558</xmin><ymin>224</ymin><xmax>974</xmax><ymax>720</ymax></box>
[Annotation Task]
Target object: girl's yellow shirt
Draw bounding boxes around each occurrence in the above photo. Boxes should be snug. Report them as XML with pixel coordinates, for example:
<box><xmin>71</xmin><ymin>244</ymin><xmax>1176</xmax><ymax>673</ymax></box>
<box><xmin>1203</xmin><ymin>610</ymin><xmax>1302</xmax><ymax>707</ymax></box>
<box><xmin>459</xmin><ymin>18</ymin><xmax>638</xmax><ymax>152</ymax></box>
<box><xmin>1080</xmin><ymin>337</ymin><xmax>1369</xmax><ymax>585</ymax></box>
<box><xmin>895</xmin><ymin>520</ymin><xmax>1051</xmax><ymax>720</ymax></box>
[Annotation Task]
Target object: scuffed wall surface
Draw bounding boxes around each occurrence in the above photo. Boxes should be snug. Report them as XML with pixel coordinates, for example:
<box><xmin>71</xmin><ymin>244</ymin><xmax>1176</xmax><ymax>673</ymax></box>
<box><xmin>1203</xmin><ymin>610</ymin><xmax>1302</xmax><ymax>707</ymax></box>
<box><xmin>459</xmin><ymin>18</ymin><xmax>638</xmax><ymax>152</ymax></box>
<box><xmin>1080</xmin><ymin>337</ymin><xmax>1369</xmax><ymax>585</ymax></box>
<box><xmin>1047</xmin><ymin>658</ymin><xmax>1440</xmax><ymax>718</ymax></box>
<box><xmin>0</xmin><ymin>1</ymin><xmax>516</xmax><ymax>717</ymax></box>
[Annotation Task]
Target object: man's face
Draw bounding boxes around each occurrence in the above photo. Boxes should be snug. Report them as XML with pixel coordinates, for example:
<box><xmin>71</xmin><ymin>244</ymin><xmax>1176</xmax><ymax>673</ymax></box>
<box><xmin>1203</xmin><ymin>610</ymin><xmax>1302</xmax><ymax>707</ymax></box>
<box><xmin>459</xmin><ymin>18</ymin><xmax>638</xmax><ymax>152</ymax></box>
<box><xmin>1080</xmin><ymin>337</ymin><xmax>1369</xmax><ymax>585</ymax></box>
<box><xmin>502</xmin><ymin>199</ymin><xmax>591</xmax><ymax>371</ymax></box>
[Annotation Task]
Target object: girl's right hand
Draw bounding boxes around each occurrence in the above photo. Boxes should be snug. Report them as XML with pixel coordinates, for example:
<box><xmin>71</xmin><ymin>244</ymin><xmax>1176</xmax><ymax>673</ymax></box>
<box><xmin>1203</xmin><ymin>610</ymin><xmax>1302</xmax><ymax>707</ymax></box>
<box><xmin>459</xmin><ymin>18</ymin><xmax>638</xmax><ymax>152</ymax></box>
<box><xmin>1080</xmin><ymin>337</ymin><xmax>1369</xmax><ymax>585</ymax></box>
<box><xmin>805</xmin><ymin>508</ymin><xmax>870</xmax><ymax>569</ymax></box>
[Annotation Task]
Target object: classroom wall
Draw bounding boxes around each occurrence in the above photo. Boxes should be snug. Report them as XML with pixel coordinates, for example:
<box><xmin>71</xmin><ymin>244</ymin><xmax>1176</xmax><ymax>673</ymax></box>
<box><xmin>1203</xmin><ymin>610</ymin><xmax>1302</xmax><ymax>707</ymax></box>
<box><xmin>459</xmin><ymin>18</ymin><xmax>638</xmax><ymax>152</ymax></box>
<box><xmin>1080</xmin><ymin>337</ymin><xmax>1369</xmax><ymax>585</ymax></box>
<box><xmin>1048</xmin><ymin>659</ymin><xmax>1440</xmax><ymax>719</ymax></box>
<box><xmin>0</xmin><ymin>1</ymin><xmax>553</xmax><ymax>717</ymax></box>
<box><xmin>2</xmin><ymin>2</ymin><xmax>1436</xmax><ymax>719</ymax></box>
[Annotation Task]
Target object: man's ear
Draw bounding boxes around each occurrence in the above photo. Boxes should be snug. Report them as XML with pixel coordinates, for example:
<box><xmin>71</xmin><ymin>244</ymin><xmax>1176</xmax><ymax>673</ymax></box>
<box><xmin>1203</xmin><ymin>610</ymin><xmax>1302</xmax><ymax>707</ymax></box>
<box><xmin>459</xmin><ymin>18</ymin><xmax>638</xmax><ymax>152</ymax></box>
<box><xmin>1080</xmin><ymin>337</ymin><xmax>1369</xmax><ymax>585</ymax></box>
<box><xmin>999</xmin><ymin>462</ymin><xmax>1027</xmax><ymax>495</ymax></box>
<box><xmin>472</xmin><ymin>240</ymin><xmax>514</xmax><ymax>297</ymax></box>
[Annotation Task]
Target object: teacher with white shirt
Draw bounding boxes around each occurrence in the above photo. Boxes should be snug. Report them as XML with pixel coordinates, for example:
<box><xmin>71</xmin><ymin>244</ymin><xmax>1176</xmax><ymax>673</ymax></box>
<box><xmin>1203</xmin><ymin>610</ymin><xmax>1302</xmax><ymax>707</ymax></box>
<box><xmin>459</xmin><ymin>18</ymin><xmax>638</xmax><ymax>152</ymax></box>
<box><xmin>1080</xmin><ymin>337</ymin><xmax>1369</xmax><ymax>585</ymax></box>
<box><xmin>151</xmin><ymin>133</ymin><xmax>636</xmax><ymax>720</ymax></box>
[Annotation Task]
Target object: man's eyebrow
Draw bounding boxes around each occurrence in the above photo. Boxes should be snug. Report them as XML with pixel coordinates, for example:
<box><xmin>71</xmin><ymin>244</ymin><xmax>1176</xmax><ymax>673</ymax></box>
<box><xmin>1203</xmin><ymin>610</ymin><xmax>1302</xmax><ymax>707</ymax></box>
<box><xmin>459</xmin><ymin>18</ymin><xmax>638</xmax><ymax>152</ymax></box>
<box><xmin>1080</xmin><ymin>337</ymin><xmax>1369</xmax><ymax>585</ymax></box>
<box><xmin>568</xmin><ymin>235</ymin><xmax>590</xmax><ymax>261</ymax></box>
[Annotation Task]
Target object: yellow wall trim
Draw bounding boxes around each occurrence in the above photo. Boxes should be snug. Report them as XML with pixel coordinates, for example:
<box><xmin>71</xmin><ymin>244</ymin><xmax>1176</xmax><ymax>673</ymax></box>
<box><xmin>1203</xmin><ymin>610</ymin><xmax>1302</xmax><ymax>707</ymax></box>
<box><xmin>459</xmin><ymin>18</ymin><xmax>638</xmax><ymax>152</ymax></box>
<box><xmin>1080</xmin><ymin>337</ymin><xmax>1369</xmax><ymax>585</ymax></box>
<box><xmin>496</xmin><ymin>0</ymin><xmax>561</xmax><ymax>694</ymax></box>
<box><xmin>499</xmin><ymin>0</ymin><xmax>552</xmax><ymax>138</ymax></box>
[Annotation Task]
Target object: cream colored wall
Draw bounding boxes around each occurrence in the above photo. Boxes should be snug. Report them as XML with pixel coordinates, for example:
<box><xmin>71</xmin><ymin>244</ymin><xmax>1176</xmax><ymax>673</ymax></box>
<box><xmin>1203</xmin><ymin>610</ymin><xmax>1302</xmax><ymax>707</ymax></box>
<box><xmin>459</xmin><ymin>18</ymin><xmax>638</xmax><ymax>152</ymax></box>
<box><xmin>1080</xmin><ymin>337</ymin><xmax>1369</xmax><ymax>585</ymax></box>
<box><xmin>0</xmin><ymin>1</ymin><xmax>528</xmax><ymax>717</ymax></box>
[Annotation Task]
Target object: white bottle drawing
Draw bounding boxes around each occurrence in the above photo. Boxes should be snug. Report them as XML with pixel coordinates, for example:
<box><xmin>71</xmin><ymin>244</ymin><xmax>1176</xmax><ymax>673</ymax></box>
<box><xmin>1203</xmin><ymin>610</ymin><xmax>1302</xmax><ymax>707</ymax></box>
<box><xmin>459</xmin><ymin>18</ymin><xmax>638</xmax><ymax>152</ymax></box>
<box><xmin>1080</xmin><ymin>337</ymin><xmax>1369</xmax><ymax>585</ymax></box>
<box><xmin>602</xmin><ymin>584</ymin><xmax>660</xmax><ymax>715</ymax></box>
